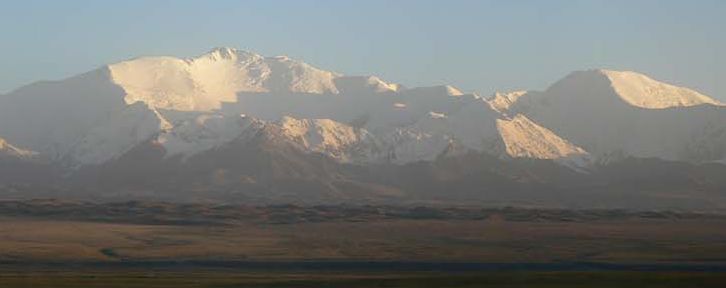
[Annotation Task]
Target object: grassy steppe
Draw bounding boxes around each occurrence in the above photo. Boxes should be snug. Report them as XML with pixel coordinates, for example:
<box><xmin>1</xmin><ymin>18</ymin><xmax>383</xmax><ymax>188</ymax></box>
<box><xmin>1</xmin><ymin>217</ymin><xmax>726</xmax><ymax>263</ymax></box>
<box><xmin>2</xmin><ymin>202</ymin><xmax>726</xmax><ymax>287</ymax></box>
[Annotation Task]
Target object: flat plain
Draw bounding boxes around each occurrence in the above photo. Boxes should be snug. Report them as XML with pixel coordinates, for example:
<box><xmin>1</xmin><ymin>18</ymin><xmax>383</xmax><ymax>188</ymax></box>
<box><xmin>1</xmin><ymin>201</ymin><xmax>725</xmax><ymax>287</ymax></box>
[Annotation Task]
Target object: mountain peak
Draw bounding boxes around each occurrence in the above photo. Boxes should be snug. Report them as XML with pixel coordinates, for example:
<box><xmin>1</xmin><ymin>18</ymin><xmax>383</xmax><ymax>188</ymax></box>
<box><xmin>208</xmin><ymin>46</ymin><xmax>238</xmax><ymax>56</ymax></box>
<box><xmin>570</xmin><ymin>69</ymin><xmax>723</xmax><ymax>109</ymax></box>
<box><xmin>107</xmin><ymin>48</ymin><xmax>341</xmax><ymax>111</ymax></box>
<box><xmin>488</xmin><ymin>90</ymin><xmax>528</xmax><ymax>113</ymax></box>
<box><xmin>444</xmin><ymin>85</ymin><xmax>464</xmax><ymax>96</ymax></box>
<box><xmin>202</xmin><ymin>47</ymin><xmax>263</xmax><ymax>62</ymax></box>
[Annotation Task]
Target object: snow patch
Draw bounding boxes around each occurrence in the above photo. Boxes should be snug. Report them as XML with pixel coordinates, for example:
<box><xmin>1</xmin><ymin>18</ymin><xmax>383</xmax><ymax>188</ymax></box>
<box><xmin>278</xmin><ymin>116</ymin><xmax>377</xmax><ymax>162</ymax></box>
<box><xmin>495</xmin><ymin>114</ymin><xmax>588</xmax><ymax>160</ymax></box>
<box><xmin>428</xmin><ymin>111</ymin><xmax>447</xmax><ymax>119</ymax></box>
<box><xmin>0</xmin><ymin>138</ymin><xmax>38</xmax><ymax>158</ymax></box>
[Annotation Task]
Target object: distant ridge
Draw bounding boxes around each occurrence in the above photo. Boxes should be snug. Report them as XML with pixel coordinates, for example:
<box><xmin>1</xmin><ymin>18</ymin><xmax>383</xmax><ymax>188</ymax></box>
<box><xmin>0</xmin><ymin>48</ymin><xmax>724</xmax><ymax>208</ymax></box>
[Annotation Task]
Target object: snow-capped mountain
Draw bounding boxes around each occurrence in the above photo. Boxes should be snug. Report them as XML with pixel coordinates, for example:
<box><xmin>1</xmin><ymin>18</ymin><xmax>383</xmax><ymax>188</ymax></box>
<box><xmin>0</xmin><ymin>48</ymin><xmax>595</xmax><ymax>167</ymax></box>
<box><xmin>1</xmin><ymin>48</ymin><xmax>725</xmax><ymax>208</ymax></box>
<box><xmin>496</xmin><ymin>69</ymin><xmax>726</xmax><ymax>162</ymax></box>
<box><xmin>1</xmin><ymin>48</ymin><xmax>724</xmax><ymax>168</ymax></box>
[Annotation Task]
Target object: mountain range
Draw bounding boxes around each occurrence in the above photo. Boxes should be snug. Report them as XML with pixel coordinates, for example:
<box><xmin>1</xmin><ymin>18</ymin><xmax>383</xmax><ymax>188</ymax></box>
<box><xmin>1</xmin><ymin>47</ymin><xmax>725</xmax><ymax>209</ymax></box>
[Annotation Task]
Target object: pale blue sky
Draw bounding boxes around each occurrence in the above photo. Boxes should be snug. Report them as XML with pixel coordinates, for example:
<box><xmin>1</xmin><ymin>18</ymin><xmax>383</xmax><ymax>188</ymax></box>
<box><xmin>1</xmin><ymin>0</ymin><xmax>724</xmax><ymax>100</ymax></box>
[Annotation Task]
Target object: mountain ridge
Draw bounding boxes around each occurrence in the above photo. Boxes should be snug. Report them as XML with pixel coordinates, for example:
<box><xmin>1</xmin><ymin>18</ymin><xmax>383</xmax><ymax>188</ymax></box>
<box><xmin>0</xmin><ymin>48</ymin><xmax>725</xmax><ymax>208</ymax></box>
<box><xmin>1</xmin><ymin>49</ymin><xmax>724</xmax><ymax>166</ymax></box>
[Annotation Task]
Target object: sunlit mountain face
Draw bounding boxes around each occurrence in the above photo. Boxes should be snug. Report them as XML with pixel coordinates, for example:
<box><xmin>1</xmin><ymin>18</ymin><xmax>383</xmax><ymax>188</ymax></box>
<box><xmin>0</xmin><ymin>48</ymin><xmax>724</xmax><ymax>209</ymax></box>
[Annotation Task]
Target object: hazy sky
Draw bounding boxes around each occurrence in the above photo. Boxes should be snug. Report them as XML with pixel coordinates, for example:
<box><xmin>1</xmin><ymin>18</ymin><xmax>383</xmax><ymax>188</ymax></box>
<box><xmin>1</xmin><ymin>0</ymin><xmax>724</xmax><ymax>100</ymax></box>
